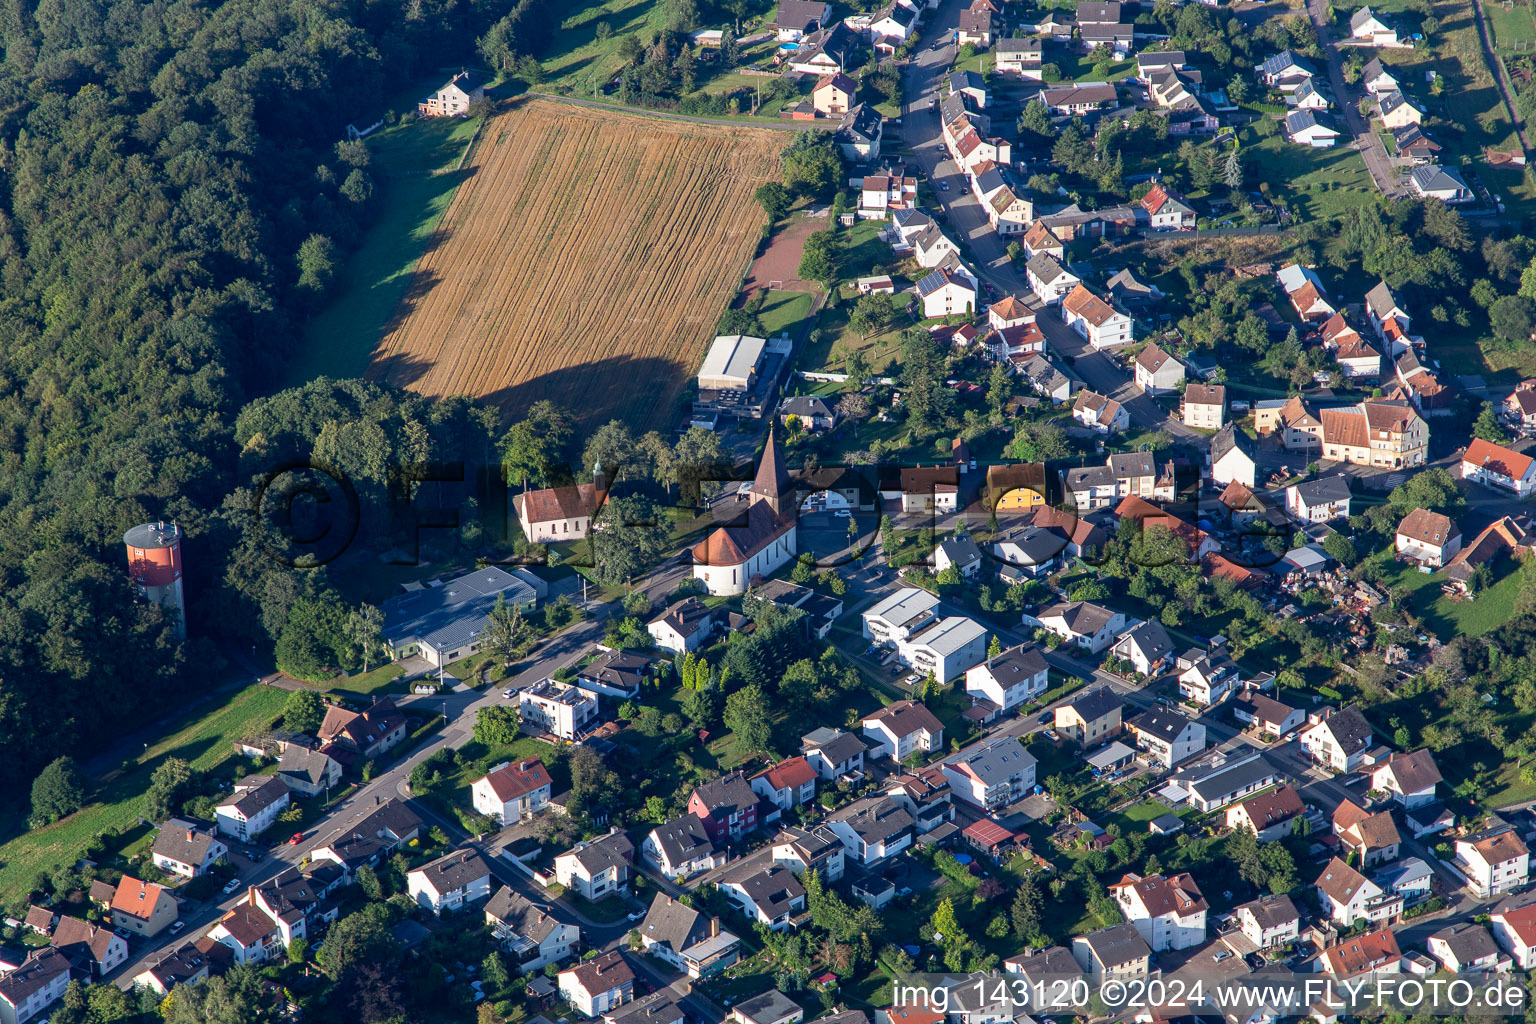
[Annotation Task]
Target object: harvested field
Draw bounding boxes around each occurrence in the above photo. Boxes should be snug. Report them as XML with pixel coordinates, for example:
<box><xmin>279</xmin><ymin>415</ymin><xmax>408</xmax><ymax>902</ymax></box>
<box><xmin>368</xmin><ymin>98</ymin><xmax>783</xmax><ymax>429</ymax></box>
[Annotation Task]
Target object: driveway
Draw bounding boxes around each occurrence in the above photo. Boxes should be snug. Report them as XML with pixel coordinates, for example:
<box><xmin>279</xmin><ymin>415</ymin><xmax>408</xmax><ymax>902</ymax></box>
<box><xmin>1304</xmin><ymin>0</ymin><xmax>1404</xmax><ymax>196</ymax></box>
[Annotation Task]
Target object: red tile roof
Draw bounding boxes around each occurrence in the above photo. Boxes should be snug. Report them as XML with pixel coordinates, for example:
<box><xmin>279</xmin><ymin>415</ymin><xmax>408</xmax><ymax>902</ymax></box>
<box><xmin>483</xmin><ymin>758</ymin><xmax>552</xmax><ymax>802</ymax></box>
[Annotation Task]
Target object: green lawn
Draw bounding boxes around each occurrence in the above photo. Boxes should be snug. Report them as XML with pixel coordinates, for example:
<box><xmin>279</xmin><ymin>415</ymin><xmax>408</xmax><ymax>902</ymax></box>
<box><xmin>1241</xmin><ymin>127</ymin><xmax>1377</xmax><ymax>222</ymax></box>
<box><xmin>0</xmin><ymin>686</ymin><xmax>288</xmax><ymax>901</ymax></box>
<box><xmin>758</xmin><ymin>290</ymin><xmax>816</xmax><ymax>337</ymax></box>
<box><xmin>286</xmin><ymin>114</ymin><xmax>483</xmax><ymax>387</ymax></box>
<box><xmin>1485</xmin><ymin>0</ymin><xmax>1536</xmax><ymax>51</ymax></box>
<box><xmin>1387</xmin><ymin>557</ymin><xmax>1525</xmax><ymax>638</ymax></box>
<box><xmin>324</xmin><ymin>662</ymin><xmax>409</xmax><ymax>695</ymax></box>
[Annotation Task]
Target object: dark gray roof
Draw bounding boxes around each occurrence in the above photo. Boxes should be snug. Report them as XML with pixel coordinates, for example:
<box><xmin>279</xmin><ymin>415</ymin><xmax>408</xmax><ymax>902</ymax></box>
<box><xmin>1411</xmin><ymin>163</ymin><xmax>1469</xmax><ymax>194</ymax></box>
<box><xmin>1040</xmin><ymin>601</ymin><xmax>1118</xmax><ymax>637</ymax></box>
<box><xmin>1432</xmin><ymin>922</ymin><xmax>1500</xmax><ymax>964</ymax></box>
<box><xmin>1127</xmin><ymin>707</ymin><xmax>1196</xmax><ymax>742</ymax></box>
<box><xmin>1186</xmin><ymin>755</ymin><xmax>1281</xmax><ymax>801</ymax></box>
<box><xmin>1291</xmin><ymin>475</ymin><xmax>1352</xmax><ymax>505</ymax></box>
<box><xmin>1061</xmin><ymin>685</ymin><xmax>1121</xmax><ymax>723</ymax></box>
<box><xmin>1078</xmin><ymin>921</ymin><xmax>1152</xmax><ymax>966</ymax></box>
<box><xmin>639</xmin><ymin>896</ymin><xmax>716</xmax><ymax>952</ymax></box>
<box><xmin>1237</xmin><ymin>893</ymin><xmax>1299</xmax><ymax>929</ymax></box>
<box><xmin>152</xmin><ymin>823</ymin><xmax>222</xmax><ymax>866</ymax></box>
<box><xmin>950</xmin><ymin>70</ymin><xmax>985</xmax><ymax>93</ymax></box>
<box><xmin>0</xmin><ymin>948</ymin><xmax>70</xmax><ymax>1005</ymax></box>
<box><xmin>1118</xmin><ymin>620</ymin><xmax>1173</xmax><ymax>662</ymax></box>
<box><xmin>1211</xmin><ymin>421</ymin><xmax>1256</xmax><ymax>463</ymax></box>
<box><xmin>722</xmin><ymin>865</ymin><xmax>806</xmax><ymax>921</ymax></box>
<box><xmin>1313</xmin><ymin>706</ymin><xmax>1373</xmax><ymax>755</ymax></box>
<box><xmin>563</xmin><ymin>830</ymin><xmax>634</xmax><ymax>875</ymax></box>
<box><xmin>382</xmin><ymin>566</ymin><xmax>539</xmax><ymax>653</ymax></box>
<box><xmin>411</xmin><ymin>849</ymin><xmax>493</xmax><ymax>893</ymax></box>
<box><xmin>649</xmin><ymin>814</ymin><xmax>715</xmax><ymax>864</ymax></box>
<box><xmin>975</xmin><ymin>643</ymin><xmax>1049</xmax><ymax>686</ymax></box>
<box><xmin>1258</xmin><ymin>50</ymin><xmax>1313</xmax><ymax>77</ymax></box>
<box><xmin>485</xmin><ymin>885</ymin><xmax>566</xmax><ymax>943</ymax></box>
<box><xmin>780</xmin><ymin>394</ymin><xmax>836</xmax><ymax>419</ymax></box>
<box><xmin>608</xmin><ymin>993</ymin><xmax>687</xmax><ymax>1024</ymax></box>
<box><xmin>775</xmin><ymin>0</ymin><xmax>830</xmax><ymax>30</ymax></box>
<box><xmin>802</xmin><ymin>727</ymin><xmax>867</xmax><ymax>764</ymax></box>
<box><xmin>277</xmin><ymin>746</ymin><xmax>337</xmax><ymax>788</ymax></box>
<box><xmin>830</xmin><ymin>796</ymin><xmax>914</xmax><ymax>844</ymax></box>
<box><xmin>222</xmin><ymin>775</ymin><xmax>289</xmax><ymax>817</ymax></box>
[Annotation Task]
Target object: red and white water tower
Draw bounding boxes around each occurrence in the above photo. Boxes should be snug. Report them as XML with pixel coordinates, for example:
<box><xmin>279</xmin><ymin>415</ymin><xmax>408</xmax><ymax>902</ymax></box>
<box><xmin>123</xmin><ymin>521</ymin><xmax>186</xmax><ymax>638</ymax></box>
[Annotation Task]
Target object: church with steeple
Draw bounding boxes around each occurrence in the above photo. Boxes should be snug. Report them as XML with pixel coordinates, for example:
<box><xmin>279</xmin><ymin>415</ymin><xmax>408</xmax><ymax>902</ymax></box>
<box><xmin>691</xmin><ymin>425</ymin><xmax>798</xmax><ymax>596</ymax></box>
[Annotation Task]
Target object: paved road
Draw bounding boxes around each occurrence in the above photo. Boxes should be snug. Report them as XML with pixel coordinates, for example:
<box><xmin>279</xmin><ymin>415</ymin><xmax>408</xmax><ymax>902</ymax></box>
<box><xmin>1303</xmin><ymin>0</ymin><xmax>1403</xmax><ymax>196</ymax></box>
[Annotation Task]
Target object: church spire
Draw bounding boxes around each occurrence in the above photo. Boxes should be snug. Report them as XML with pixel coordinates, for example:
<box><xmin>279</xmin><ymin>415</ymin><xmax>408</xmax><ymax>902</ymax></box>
<box><xmin>749</xmin><ymin>423</ymin><xmax>791</xmax><ymax>516</ymax></box>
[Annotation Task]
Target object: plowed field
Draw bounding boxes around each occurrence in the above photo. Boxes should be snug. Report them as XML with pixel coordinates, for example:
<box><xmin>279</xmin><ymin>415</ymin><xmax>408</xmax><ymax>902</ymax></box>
<box><xmin>368</xmin><ymin>98</ymin><xmax>783</xmax><ymax>429</ymax></box>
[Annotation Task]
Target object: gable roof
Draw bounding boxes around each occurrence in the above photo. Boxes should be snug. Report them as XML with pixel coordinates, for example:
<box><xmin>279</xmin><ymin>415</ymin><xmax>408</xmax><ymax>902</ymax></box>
<box><xmin>1321</xmin><ymin>929</ymin><xmax>1401</xmax><ymax>976</ymax></box>
<box><xmin>1059</xmin><ymin>684</ymin><xmax>1122</xmax><ymax>722</ymax></box>
<box><xmin>1373</xmin><ymin>748</ymin><xmax>1442</xmax><ymax>793</ymax></box>
<box><xmin>1309</xmin><ymin>706</ymin><xmax>1373</xmax><ymax>755</ymax></box>
<box><xmin>411</xmin><ymin>848</ymin><xmax>495</xmax><ymax>893</ymax></box>
<box><xmin>1062</xmin><ymin>284</ymin><xmax>1123</xmax><ymax>327</ymax></box>
<box><xmin>864</xmin><ymin>699</ymin><xmax>944</xmax><ymax>738</ymax></box>
<box><xmin>481</xmin><ymin>759</ymin><xmax>552</xmax><ymax>803</ymax></box>
<box><xmin>110</xmin><ymin>877</ymin><xmax>170</xmax><ymax>921</ymax></box>
<box><xmin>1314</xmin><ymin>855</ymin><xmax>1373</xmax><ymax>904</ymax></box>
<box><xmin>562</xmin><ymin>949</ymin><xmax>635</xmax><ymax>995</ymax></box>
<box><xmin>1465</xmin><ymin>437</ymin><xmax>1534</xmax><ymax>480</ymax></box>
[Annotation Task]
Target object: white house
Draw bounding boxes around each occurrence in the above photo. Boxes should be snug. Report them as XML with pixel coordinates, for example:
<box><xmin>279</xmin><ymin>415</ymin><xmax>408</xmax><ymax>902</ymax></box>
<box><xmin>1032</xmin><ymin>600</ymin><xmax>1125</xmax><ymax>653</ymax></box>
<box><xmin>1072</xmin><ymin>391</ymin><xmax>1129</xmax><ymax>434</ymax></box>
<box><xmin>559</xmin><ymin>951</ymin><xmax>635</xmax><ymax>1018</ymax></box>
<box><xmin>1234</xmin><ymin>894</ymin><xmax>1301</xmax><ymax>949</ymax></box>
<box><xmin>692</xmin><ymin>426</ymin><xmax>797</xmax><ymax>596</ymax></box>
<box><xmin>1298</xmin><ymin>706</ymin><xmax>1374</xmax><ymax>772</ymax></box>
<box><xmin>1123</xmin><ymin>708</ymin><xmax>1205</xmax><ymax>768</ymax></box>
<box><xmin>647</xmin><ymin>597</ymin><xmax>716</xmax><ymax>653</ymax></box>
<box><xmin>1210</xmin><ymin>423</ymin><xmax>1257</xmax><ymax>488</ymax></box>
<box><xmin>862</xmin><ymin>587</ymin><xmax>941</xmax><ymax>644</ymax></box>
<box><xmin>916</xmin><ymin>267</ymin><xmax>978</xmax><ymax>318</ymax></box>
<box><xmin>1427</xmin><ymin>923</ymin><xmax>1506</xmax><ymax>974</ymax></box>
<box><xmin>471</xmin><ymin>759</ymin><xmax>553</xmax><ymax>825</ymax></box>
<box><xmin>1111</xmin><ymin>620</ymin><xmax>1174</xmax><ymax>676</ymax></box>
<box><xmin>861</xmin><ymin>700</ymin><xmax>944</xmax><ymax>761</ymax></box>
<box><xmin>1463</xmin><ymin>437</ymin><xmax>1536</xmax><ymax>496</ymax></box>
<box><xmin>1350</xmin><ymin>7</ymin><xmax>1398</xmax><ymax>45</ymax></box>
<box><xmin>799</xmin><ymin>727</ymin><xmax>867</xmax><ymax>782</ymax></box>
<box><xmin>637</xmin><ymin>895</ymin><xmax>741</xmax><ymax>979</ymax></box>
<box><xmin>1369</xmin><ymin>749</ymin><xmax>1442</xmax><ymax>809</ymax></box>
<box><xmin>1110</xmin><ymin>872</ymin><xmax>1208</xmax><ymax>951</ymax></box>
<box><xmin>408</xmin><ymin>849</ymin><xmax>495</xmax><ymax>914</ymax></box>
<box><xmin>517</xmin><ymin>480</ymin><xmax>604</xmax><ymax>543</ymax></box>
<box><xmin>1177</xmin><ymin>648</ymin><xmax>1241</xmax><ymax>707</ymax></box>
<box><xmin>1285</xmin><ymin>109</ymin><xmax>1339</xmax><ymax>147</ymax></box>
<box><xmin>519</xmin><ymin>679</ymin><xmax>600</xmax><ymax>741</ymax></box>
<box><xmin>555</xmin><ymin>830</ymin><xmax>634</xmax><ymax>901</ymax></box>
<box><xmin>485</xmin><ymin>885</ymin><xmax>581</xmax><ymax>971</ymax></box>
<box><xmin>896</xmin><ymin>615</ymin><xmax>989</xmax><ymax>683</ymax></box>
<box><xmin>213</xmin><ymin>775</ymin><xmax>290</xmax><ymax>842</ymax></box>
<box><xmin>1455</xmin><ymin>829</ymin><xmax>1531</xmax><ymax>899</ymax></box>
<box><xmin>965</xmin><ymin>642</ymin><xmax>1049</xmax><ymax>710</ymax></box>
<box><xmin>1314</xmin><ymin>856</ymin><xmax>1402</xmax><ymax>926</ymax></box>
<box><xmin>1491</xmin><ymin>899</ymin><xmax>1536</xmax><ymax>969</ymax></box>
<box><xmin>825</xmin><ymin>796</ymin><xmax>915</xmax><ymax>864</ymax></box>
<box><xmin>939</xmin><ymin>736</ymin><xmax>1037</xmax><ymax>810</ymax></box>
<box><xmin>1396</xmin><ymin>508</ymin><xmax>1462</xmax><ymax>567</ymax></box>
<box><xmin>717</xmin><ymin>865</ymin><xmax>807</xmax><ymax>932</ymax></box>
<box><xmin>750</xmin><ymin>757</ymin><xmax>818</xmax><ymax>812</ymax></box>
<box><xmin>0</xmin><ymin>949</ymin><xmax>70</xmax><ymax>1024</ymax></box>
<box><xmin>151</xmin><ymin>822</ymin><xmax>228</xmax><ymax>878</ymax></box>
<box><xmin>1362</xmin><ymin>57</ymin><xmax>1400</xmax><ymax>95</ymax></box>
<box><xmin>1285</xmin><ymin>475</ymin><xmax>1353</xmax><ymax>523</ymax></box>
<box><xmin>1062</xmin><ymin>284</ymin><xmax>1133</xmax><ymax>349</ymax></box>
<box><xmin>419</xmin><ymin>71</ymin><xmax>484</xmax><ymax>117</ymax></box>
<box><xmin>1026</xmin><ymin>253</ymin><xmax>1080</xmax><ymax>304</ymax></box>
<box><xmin>642</xmin><ymin>815</ymin><xmax>723</xmax><ymax>881</ymax></box>
<box><xmin>1133</xmin><ymin>342</ymin><xmax>1185</xmax><ymax>395</ymax></box>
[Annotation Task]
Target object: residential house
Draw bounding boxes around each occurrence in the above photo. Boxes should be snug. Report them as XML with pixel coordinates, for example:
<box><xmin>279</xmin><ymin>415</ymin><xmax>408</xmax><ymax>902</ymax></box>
<box><xmin>642</xmin><ymin>815</ymin><xmax>722</xmax><ymax>880</ymax></box>
<box><xmin>419</xmin><ymin>71</ymin><xmax>484</xmax><ymax>117</ymax></box>
<box><xmin>788</xmin><ymin>24</ymin><xmax>862</xmax><ymax>75</ymax></box>
<box><xmin>990</xmin><ymin>524</ymin><xmax>1069</xmax><ymax>579</ymax></box>
<box><xmin>1072</xmin><ymin>391</ymin><xmax>1129</xmax><ymax>433</ymax></box>
<box><xmin>800</xmin><ymin>727</ymin><xmax>867</xmax><ymax>782</ymax></box>
<box><xmin>1379</xmin><ymin>91</ymin><xmax>1423</xmax><ymax>129</ymax></box>
<box><xmin>1211</xmin><ymin>422</ymin><xmax>1257</xmax><ymax>488</ymax></box>
<box><xmin>559</xmin><ymin>951</ymin><xmax>635</xmax><ymax>1018</ymax></box>
<box><xmin>826</xmin><ymin>796</ymin><xmax>916</xmax><ymax>863</ymax></box>
<box><xmin>1136</xmin><ymin>184</ymin><xmax>1196</xmax><ymax>230</ymax></box>
<box><xmin>109</xmin><ymin>877</ymin><xmax>178</xmax><ymax>938</ymax></box>
<box><xmin>1428</xmin><ymin>923</ymin><xmax>1507</xmax><ymax>974</ymax></box>
<box><xmin>1177</xmin><ymin>646</ymin><xmax>1241</xmax><ymax>706</ymax></box>
<box><xmin>1178</xmin><ymin>753</ymin><xmax>1282</xmax><ymax>812</ymax></box>
<box><xmin>775</xmin><ymin>0</ymin><xmax>832</xmax><ymax>39</ymax></box>
<box><xmin>1124</xmin><ymin>708</ymin><xmax>1205</xmax><ymax>768</ymax></box>
<box><xmin>1317</xmin><ymin>399</ymin><xmax>1428</xmax><ymax>469</ymax></box>
<box><xmin>555</xmin><ymin>830</ymin><xmax>635</xmax><ymax>901</ymax></box>
<box><xmin>519</xmin><ymin>679</ymin><xmax>599</xmax><ymax>741</ymax></box>
<box><xmin>471</xmin><ymin>759</ymin><xmax>553</xmax><ymax>825</ymax></box>
<box><xmin>933</xmin><ymin>536</ymin><xmax>984</xmax><ymax>579</ymax></box>
<box><xmin>1288</xmin><ymin>78</ymin><xmax>1329</xmax><ymax>110</ymax></box>
<box><xmin>1277</xmin><ymin>263</ymin><xmax>1336</xmax><ymax>321</ymax></box>
<box><xmin>957</xmin><ymin>5</ymin><xmax>994</xmax><ymax>45</ymax></box>
<box><xmin>1225</xmin><ymin>785</ymin><xmax>1305</xmax><ymax>840</ymax></box>
<box><xmin>1286</xmin><ymin>476</ymin><xmax>1353</xmax><ymax>523</ymax></box>
<box><xmin>1022</xmin><ymin>221</ymin><xmax>1065</xmax><ymax>260</ymax></box>
<box><xmin>1133</xmin><ymin>341</ymin><xmax>1185</xmax><ymax>395</ymax></box>
<box><xmin>1234</xmin><ymin>894</ymin><xmax>1301</xmax><ymax>949</ymax></box>
<box><xmin>834</xmin><ymin>103</ymin><xmax>883</xmax><ymax>161</ymax></box>
<box><xmin>885</xmin><ymin>465</ymin><xmax>959</xmax><ymax>512</ymax></box>
<box><xmin>485</xmin><ymin>885</ymin><xmax>579</xmax><ymax>972</ymax></box>
<box><xmin>1319</xmin><ymin>930</ymin><xmax>1402</xmax><ymax>978</ymax></box>
<box><xmin>647</xmin><ymin>597</ymin><xmax>716</xmax><ymax>653</ymax></box>
<box><xmin>995</xmin><ymin>37</ymin><xmax>1044</xmax><ymax>78</ymax></box>
<box><xmin>940</xmin><ymin>736</ymin><xmax>1037</xmax><ymax>810</ymax></box>
<box><xmin>916</xmin><ymin>267</ymin><xmax>977</xmax><ymax>318</ymax></box>
<box><xmin>1410</xmin><ymin>163</ymin><xmax>1473</xmax><ymax>203</ymax></box>
<box><xmin>750</xmin><ymin>757</ymin><xmax>818</xmax><ymax>812</ymax></box>
<box><xmin>1463</xmin><ymin>437</ymin><xmax>1536</xmax><ymax>496</ymax></box>
<box><xmin>131</xmin><ymin>946</ymin><xmax>213</xmax><ymax>997</ymax></box>
<box><xmin>1062</xmin><ymin>284</ymin><xmax>1133</xmax><ymax>349</ymax></box>
<box><xmin>276</xmin><ymin>745</ymin><xmax>342</xmax><ymax>797</ymax></box>
<box><xmin>812</xmin><ymin>72</ymin><xmax>856</xmax><ymax>115</ymax></box>
<box><xmin>1333</xmin><ymin>799</ymin><xmax>1402</xmax><ymax>868</ymax></box>
<box><xmin>1136</xmin><ymin>50</ymin><xmax>1187</xmax><ymax>79</ymax></box>
<box><xmin>1362</xmin><ymin>57</ymin><xmax>1400</xmax><ymax>95</ymax></box>
<box><xmin>1034</xmin><ymin>602</ymin><xmax>1125</xmax><ymax>653</ymax></box>
<box><xmin>732</xmin><ymin>991</ymin><xmax>806</xmax><ymax>1024</ymax></box>
<box><xmin>861</xmin><ymin>700</ymin><xmax>944</xmax><ymax>761</ymax></box>
<box><xmin>1350</xmin><ymin>6</ymin><xmax>1398</xmax><ymax>45</ymax></box>
<box><xmin>1506</xmin><ymin>380</ymin><xmax>1536</xmax><ymax>429</ymax></box>
<box><xmin>862</xmin><ymin>587</ymin><xmax>941</xmax><ymax>645</ymax></box>
<box><xmin>1455</xmin><ymin>828</ymin><xmax>1531</xmax><ymax>898</ymax></box>
<box><xmin>51</xmin><ymin>915</ymin><xmax>129</xmax><ymax>978</ymax></box>
<box><xmin>780</xmin><ymin>394</ymin><xmax>838</xmax><ymax>431</ymax></box>
<box><xmin>1285</xmin><ymin>109</ymin><xmax>1339</xmax><ymax>146</ymax></box>
<box><xmin>1299</xmin><ymin>706</ymin><xmax>1375</xmax><ymax>772</ymax></box>
<box><xmin>1182</xmin><ymin>383</ymin><xmax>1226</xmax><ymax>428</ymax></box>
<box><xmin>576</xmin><ymin>648</ymin><xmax>654</xmax><ymax>699</ymax></box>
<box><xmin>1256</xmin><ymin>50</ymin><xmax>1316</xmax><ymax>91</ymax></box>
<box><xmin>688</xmin><ymin>772</ymin><xmax>759</xmax><ymax>842</ymax></box>
<box><xmin>316</xmin><ymin>696</ymin><xmax>408</xmax><ymax>761</ymax></box>
<box><xmin>1054</xmin><ymin>686</ymin><xmax>1123</xmax><ymax>746</ymax></box>
<box><xmin>151</xmin><ymin>821</ymin><xmax>227</xmax><ymax>878</ymax></box>
<box><xmin>381</xmin><ymin>567</ymin><xmax>545</xmax><ymax>668</ymax></box>
<box><xmin>207</xmin><ymin>901</ymin><xmax>281</xmax><ymax>966</ymax></box>
<box><xmin>1112</xmin><ymin>620</ymin><xmax>1175</xmax><ymax>677</ymax></box>
<box><xmin>1110</xmin><ymin>872</ymin><xmax>1208</xmax><ymax>951</ymax></box>
<box><xmin>408</xmin><ymin>849</ymin><xmax>495</xmax><ymax>914</ymax></box>
<box><xmin>771</xmin><ymin>824</ymin><xmax>847</xmax><ymax>882</ymax></box>
<box><xmin>1315</xmin><ymin>856</ymin><xmax>1403</xmax><ymax>926</ymax></box>
<box><xmin>637</xmin><ymin>895</ymin><xmax>741</xmax><ymax>978</ymax></box>
<box><xmin>1073</xmin><ymin>922</ymin><xmax>1153</xmax><ymax>979</ymax></box>
<box><xmin>965</xmin><ymin>643</ymin><xmax>1049</xmax><ymax>710</ymax></box>
<box><xmin>0</xmin><ymin>948</ymin><xmax>71</xmax><ymax>1024</ymax></box>
<box><xmin>896</xmin><ymin>616</ymin><xmax>989</xmax><ymax>683</ymax></box>
<box><xmin>1491</xmin><ymin>899</ymin><xmax>1536</xmax><ymax>969</ymax></box>
<box><xmin>1026</xmin><ymin>253</ymin><xmax>1080</xmax><ymax>304</ymax></box>
<box><xmin>309</xmin><ymin>798</ymin><xmax>422</xmax><ymax>880</ymax></box>
<box><xmin>1369</xmin><ymin>749</ymin><xmax>1443</xmax><ymax>808</ymax></box>
<box><xmin>1036</xmin><ymin>81</ymin><xmax>1118</xmax><ymax>116</ymax></box>
<box><xmin>718</xmin><ymin>864</ymin><xmax>807</xmax><ymax>932</ymax></box>
<box><xmin>1231</xmin><ymin>689</ymin><xmax>1306</xmax><ymax>738</ymax></box>
<box><xmin>884</xmin><ymin>765</ymin><xmax>954</xmax><ymax>834</ymax></box>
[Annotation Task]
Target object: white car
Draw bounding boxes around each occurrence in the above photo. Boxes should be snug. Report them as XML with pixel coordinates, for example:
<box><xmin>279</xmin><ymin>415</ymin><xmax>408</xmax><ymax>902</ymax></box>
<box><xmin>502</xmin><ymin>688</ymin><xmax>516</xmax><ymax>698</ymax></box>
<box><xmin>223</xmin><ymin>879</ymin><xmax>242</xmax><ymax>895</ymax></box>
<box><xmin>170</xmin><ymin>920</ymin><xmax>187</xmax><ymax>934</ymax></box>
<box><xmin>834</xmin><ymin>509</ymin><xmax>851</xmax><ymax>518</ymax></box>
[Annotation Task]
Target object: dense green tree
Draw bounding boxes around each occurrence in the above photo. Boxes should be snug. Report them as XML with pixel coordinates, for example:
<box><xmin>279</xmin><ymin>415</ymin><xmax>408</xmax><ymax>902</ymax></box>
<box><xmin>724</xmin><ymin>683</ymin><xmax>774</xmax><ymax>754</ymax></box>
<box><xmin>282</xmin><ymin>689</ymin><xmax>326</xmax><ymax>735</ymax></box>
<box><xmin>590</xmin><ymin>495</ymin><xmax>671</xmax><ymax>585</ymax></box>
<box><xmin>318</xmin><ymin>904</ymin><xmax>400</xmax><ymax>980</ymax></box>
<box><xmin>474</xmin><ymin>706</ymin><xmax>522</xmax><ymax>746</ymax></box>
<box><xmin>502</xmin><ymin>400</ymin><xmax>576</xmax><ymax>488</ymax></box>
<box><xmin>145</xmin><ymin>758</ymin><xmax>199</xmax><ymax>823</ymax></box>
<box><xmin>29</xmin><ymin>756</ymin><xmax>87</xmax><ymax>828</ymax></box>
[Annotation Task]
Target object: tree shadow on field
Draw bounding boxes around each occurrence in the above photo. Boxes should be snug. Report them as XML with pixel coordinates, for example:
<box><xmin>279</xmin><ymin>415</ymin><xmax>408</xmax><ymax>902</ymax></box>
<box><xmin>481</xmin><ymin>354</ymin><xmax>688</xmax><ymax>429</ymax></box>
<box><xmin>367</xmin><ymin>350</ymin><xmax>437</xmax><ymax>390</ymax></box>
<box><xmin>376</xmin><ymin>268</ymin><xmax>444</xmax><ymax>341</ymax></box>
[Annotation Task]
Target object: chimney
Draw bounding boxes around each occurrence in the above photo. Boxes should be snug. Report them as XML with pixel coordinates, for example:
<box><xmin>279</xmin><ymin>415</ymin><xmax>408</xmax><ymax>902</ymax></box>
<box><xmin>186</xmin><ymin>831</ymin><xmax>194</xmax><ymax>842</ymax></box>
<box><xmin>710</xmin><ymin>916</ymin><xmax>720</xmax><ymax>938</ymax></box>
<box><xmin>248</xmin><ymin>885</ymin><xmax>258</xmax><ymax>907</ymax></box>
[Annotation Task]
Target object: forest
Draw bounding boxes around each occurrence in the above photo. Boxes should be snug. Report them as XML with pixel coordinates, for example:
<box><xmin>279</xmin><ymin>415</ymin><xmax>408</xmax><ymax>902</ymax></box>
<box><xmin>0</xmin><ymin>0</ymin><xmax>551</xmax><ymax>791</ymax></box>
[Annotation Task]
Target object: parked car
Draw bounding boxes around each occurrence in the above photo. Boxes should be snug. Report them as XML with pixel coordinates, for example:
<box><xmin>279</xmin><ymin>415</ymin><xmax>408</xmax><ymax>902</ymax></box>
<box><xmin>834</xmin><ymin>509</ymin><xmax>851</xmax><ymax>518</ymax></box>
<box><xmin>627</xmin><ymin>909</ymin><xmax>646</xmax><ymax>922</ymax></box>
<box><xmin>288</xmin><ymin>832</ymin><xmax>305</xmax><ymax>846</ymax></box>
<box><xmin>939</xmin><ymin>181</ymin><xmax>950</xmax><ymax>191</ymax></box>
<box><xmin>1038</xmin><ymin>712</ymin><xmax>1053</xmax><ymax>725</ymax></box>
<box><xmin>502</xmin><ymin>688</ymin><xmax>516</xmax><ymax>698</ymax></box>
<box><xmin>170</xmin><ymin>920</ymin><xmax>187</xmax><ymax>934</ymax></box>
<box><xmin>223</xmin><ymin>878</ymin><xmax>242</xmax><ymax>895</ymax></box>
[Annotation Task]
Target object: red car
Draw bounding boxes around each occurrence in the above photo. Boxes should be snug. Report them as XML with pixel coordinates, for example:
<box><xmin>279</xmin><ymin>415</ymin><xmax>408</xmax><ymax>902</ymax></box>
<box><xmin>288</xmin><ymin>832</ymin><xmax>304</xmax><ymax>846</ymax></box>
